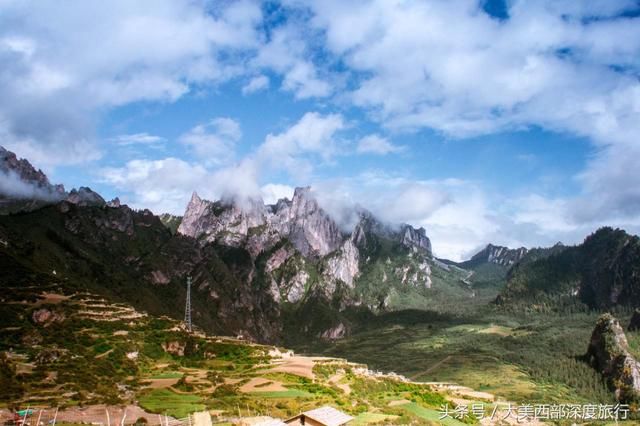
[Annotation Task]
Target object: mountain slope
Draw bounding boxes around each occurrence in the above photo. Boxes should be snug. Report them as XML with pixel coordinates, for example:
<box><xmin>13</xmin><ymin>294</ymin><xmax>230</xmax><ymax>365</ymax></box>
<box><xmin>0</xmin><ymin>202</ymin><xmax>281</xmax><ymax>342</ymax></box>
<box><xmin>460</xmin><ymin>243</ymin><xmax>528</xmax><ymax>269</ymax></box>
<box><xmin>174</xmin><ymin>187</ymin><xmax>468</xmax><ymax>318</ymax></box>
<box><xmin>498</xmin><ymin>227</ymin><xmax>640</xmax><ymax>310</ymax></box>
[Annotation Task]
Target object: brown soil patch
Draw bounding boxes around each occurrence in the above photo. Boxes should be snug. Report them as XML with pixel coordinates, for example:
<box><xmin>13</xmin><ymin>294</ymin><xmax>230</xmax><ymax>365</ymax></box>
<box><xmin>388</xmin><ymin>399</ymin><xmax>411</xmax><ymax>407</ymax></box>
<box><xmin>36</xmin><ymin>293</ymin><xmax>70</xmax><ymax>306</ymax></box>
<box><xmin>240</xmin><ymin>377</ymin><xmax>288</xmax><ymax>393</ymax></box>
<box><xmin>142</xmin><ymin>378</ymin><xmax>180</xmax><ymax>389</ymax></box>
<box><xmin>267</xmin><ymin>356</ymin><xmax>316</xmax><ymax>379</ymax></box>
<box><xmin>328</xmin><ymin>373</ymin><xmax>351</xmax><ymax>395</ymax></box>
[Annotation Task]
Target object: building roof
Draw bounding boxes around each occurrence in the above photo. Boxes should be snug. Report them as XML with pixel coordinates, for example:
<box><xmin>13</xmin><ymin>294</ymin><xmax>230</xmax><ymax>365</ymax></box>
<box><xmin>288</xmin><ymin>406</ymin><xmax>353</xmax><ymax>426</ymax></box>
<box><xmin>239</xmin><ymin>416</ymin><xmax>288</xmax><ymax>426</ymax></box>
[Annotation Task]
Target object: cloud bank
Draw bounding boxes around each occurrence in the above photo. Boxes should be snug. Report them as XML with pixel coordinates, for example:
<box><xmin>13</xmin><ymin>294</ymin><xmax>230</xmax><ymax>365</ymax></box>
<box><xmin>2</xmin><ymin>0</ymin><xmax>640</xmax><ymax>259</ymax></box>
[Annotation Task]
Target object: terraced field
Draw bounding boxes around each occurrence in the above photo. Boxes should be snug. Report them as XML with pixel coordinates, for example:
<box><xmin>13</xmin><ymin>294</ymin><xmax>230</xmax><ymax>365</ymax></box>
<box><xmin>0</xmin><ymin>285</ymin><xmax>499</xmax><ymax>424</ymax></box>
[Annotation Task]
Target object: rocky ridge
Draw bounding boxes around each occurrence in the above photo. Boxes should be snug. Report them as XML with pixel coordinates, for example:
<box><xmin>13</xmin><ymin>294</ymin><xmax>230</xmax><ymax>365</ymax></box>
<box><xmin>176</xmin><ymin>186</ymin><xmax>435</xmax><ymax>308</ymax></box>
<box><xmin>464</xmin><ymin>243</ymin><xmax>528</xmax><ymax>268</ymax></box>
<box><xmin>0</xmin><ymin>146</ymin><xmax>66</xmax><ymax>199</ymax></box>
<box><xmin>1</xmin><ymin>146</ymin><xmax>118</xmax><ymax>213</ymax></box>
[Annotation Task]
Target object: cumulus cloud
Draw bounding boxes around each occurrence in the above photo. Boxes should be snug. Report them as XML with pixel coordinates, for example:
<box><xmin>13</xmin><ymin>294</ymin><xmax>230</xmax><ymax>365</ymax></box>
<box><xmin>4</xmin><ymin>0</ymin><xmax>640</xmax><ymax>260</ymax></box>
<box><xmin>97</xmin><ymin>112</ymin><xmax>346</xmax><ymax>213</ymax></box>
<box><xmin>110</xmin><ymin>133</ymin><xmax>165</xmax><ymax>146</ymax></box>
<box><xmin>310</xmin><ymin>173</ymin><xmax>493</xmax><ymax>259</ymax></box>
<box><xmin>253</xmin><ymin>24</ymin><xmax>333</xmax><ymax>99</ymax></box>
<box><xmin>282</xmin><ymin>0</ymin><xmax>640</xmax><ymax>249</ymax></box>
<box><xmin>356</xmin><ymin>134</ymin><xmax>404</xmax><ymax>155</ymax></box>
<box><xmin>99</xmin><ymin>158</ymin><xmax>211</xmax><ymax>214</ymax></box>
<box><xmin>0</xmin><ymin>0</ymin><xmax>262</xmax><ymax>166</ymax></box>
<box><xmin>242</xmin><ymin>74</ymin><xmax>270</xmax><ymax>95</ymax></box>
<box><xmin>246</xmin><ymin>111</ymin><xmax>346</xmax><ymax>182</ymax></box>
<box><xmin>179</xmin><ymin>117</ymin><xmax>242</xmax><ymax>165</ymax></box>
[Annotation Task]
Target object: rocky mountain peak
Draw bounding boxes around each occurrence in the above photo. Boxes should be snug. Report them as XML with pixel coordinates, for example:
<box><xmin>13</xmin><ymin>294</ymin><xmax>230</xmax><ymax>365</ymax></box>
<box><xmin>178</xmin><ymin>186</ymin><xmax>346</xmax><ymax>258</ymax></box>
<box><xmin>400</xmin><ymin>224</ymin><xmax>432</xmax><ymax>255</ymax></box>
<box><xmin>293</xmin><ymin>185</ymin><xmax>312</xmax><ymax>199</ymax></box>
<box><xmin>470</xmin><ymin>243</ymin><xmax>528</xmax><ymax>267</ymax></box>
<box><xmin>284</xmin><ymin>186</ymin><xmax>344</xmax><ymax>257</ymax></box>
<box><xmin>0</xmin><ymin>145</ymin><xmax>66</xmax><ymax>201</ymax></box>
<box><xmin>66</xmin><ymin>187</ymin><xmax>106</xmax><ymax>206</ymax></box>
<box><xmin>190</xmin><ymin>191</ymin><xmax>203</xmax><ymax>205</ymax></box>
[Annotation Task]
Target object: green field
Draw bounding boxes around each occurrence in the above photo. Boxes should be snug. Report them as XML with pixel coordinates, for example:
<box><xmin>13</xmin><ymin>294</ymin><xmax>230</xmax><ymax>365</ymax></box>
<box><xmin>351</xmin><ymin>412</ymin><xmax>399</xmax><ymax>425</ymax></box>
<box><xmin>249</xmin><ymin>389</ymin><xmax>314</xmax><ymax>398</ymax></box>
<box><xmin>401</xmin><ymin>403</ymin><xmax>467</xmax><ymax>426</ymax></box>
<box><xmin>138</xmin><ymin>389</ymin><xmax>206</xmax><ymax>418</ymax></box>
<box><xmin>294</xmin><ymin>286</ymin><xmax>623</xmax><ymax>407</ymax></box>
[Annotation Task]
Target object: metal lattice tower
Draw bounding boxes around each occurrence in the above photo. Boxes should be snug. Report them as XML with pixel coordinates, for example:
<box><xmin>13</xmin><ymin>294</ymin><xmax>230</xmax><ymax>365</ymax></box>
<box><xmin>184</xmin><ymin>276</ymin><xmax>192</xmax><ymax>332</ymax></box>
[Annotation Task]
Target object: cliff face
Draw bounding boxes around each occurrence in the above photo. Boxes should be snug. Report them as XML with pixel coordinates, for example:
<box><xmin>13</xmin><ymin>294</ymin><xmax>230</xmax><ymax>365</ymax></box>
<box><xmin>176</xmin><ymin>186</ymin><xmax>435</xmax><ymax>312</ymax></box>
<box><xmin>178</xmin><ymin>187</ymin><xmax>345</xmax><ymax>258</ymax></box>
<box><xmin>1</xmin><ymin>146</ymin><xmax>112</xmax><ymax>213</ymax></box>
<box><xmin>587</xmin><ymin>314</ymin><xmax>640</xmax><ymax>402</ymax></box>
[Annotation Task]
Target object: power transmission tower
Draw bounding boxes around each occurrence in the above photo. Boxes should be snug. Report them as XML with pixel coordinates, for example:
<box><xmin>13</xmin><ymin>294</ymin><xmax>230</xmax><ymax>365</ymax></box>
<box><xmin>184</xmin><ymin>275</ymin><xmax>192</xmax><ymax>332</ymax></box>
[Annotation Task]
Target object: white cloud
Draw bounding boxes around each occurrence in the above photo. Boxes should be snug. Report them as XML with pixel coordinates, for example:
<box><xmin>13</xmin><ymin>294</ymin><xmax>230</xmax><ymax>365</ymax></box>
<box><xmin>0</xmin><ymin>169</ymin><xmax>64</xmax><ymax>201</ymax></box>
<box><xmin>110</xmin><ymin>133</ymin><xmax>165</xmax><ymax>146</ymax></box>
<box><xmin>4</xmin><ymin>0</ymin><xmax>640</xmax><ymax>257</ymax></box>
<box><xmin>254</xmin><ymin>25</ymin><xmax>333</xmax><ymax>99</ymax></box>
<box><xmin>96</xmin><ymin>112</ymin><xmax>346</xmax><ymax>213</ymax></box>
<box><xmin>179</xmin><ymin>117</ymin><xmax>242</xmax><ymax>165</ymax></box>
<box><xmin>289</xmin><ymin>0</ymin><xmax>640</xmax><ymax>237</ymax></box>
<box><xmin>99</xmin><ymin>157</ymin><xmax>211</xmax><ymax>214</ymax></box>
<box><xmin>261</xmin><ymin>183</ymin><xmax>294</xmax><ymax>204</ymax></box>
<box><xmin>0</xmin><ymin>0</ymin><xmax>262</xmax><ymax>166</ymax></box>
<box><xmin>242</xmin><ymin>74</ymin><xmax>270</xmax><ymax>94</ymax></box>
<box><xmin>310</xmin><ymin>173</ymin><xmax>493</xmax><ymax>259</ymax></box>
<box><xmin>256</xmin><ymin>112</ymin><xmax>345</xmax><ymax>179</ymax></box>
<box><xmin>356</xmin><ymin>134</ymin><xmax>404</xmax><ymax>155</ymax></box>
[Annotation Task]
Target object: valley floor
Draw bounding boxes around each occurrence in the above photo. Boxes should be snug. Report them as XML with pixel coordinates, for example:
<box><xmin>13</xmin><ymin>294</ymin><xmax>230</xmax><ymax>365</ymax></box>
<box><xmin>2</xmin><ymin>272</ymin><xmax>639</xmax><ymax>424</ymax></box>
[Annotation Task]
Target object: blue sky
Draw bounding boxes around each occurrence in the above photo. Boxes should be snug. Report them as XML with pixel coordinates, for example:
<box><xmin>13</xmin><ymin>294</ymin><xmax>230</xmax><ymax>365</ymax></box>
<box><xmin>1</xmin><ymin>0</ymin><xmax>640</xmax><ymax>260</ymax></box>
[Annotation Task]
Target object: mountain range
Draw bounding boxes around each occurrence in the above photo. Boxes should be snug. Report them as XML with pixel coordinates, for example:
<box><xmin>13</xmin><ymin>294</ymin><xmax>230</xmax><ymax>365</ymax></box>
<box><xmin>2</xmin><ymin>145</ymin><xmax>640</xmax><ymax>343</ymax></box>
<box><xmin>0</xmin><ymin>147</ymin><xmax>461</xmax><ymax>343</ymax></box>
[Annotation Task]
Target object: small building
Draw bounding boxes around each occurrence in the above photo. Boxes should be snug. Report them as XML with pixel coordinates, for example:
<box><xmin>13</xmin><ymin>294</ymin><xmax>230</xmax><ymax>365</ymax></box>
<box><xmin>284</xmin><ymin>406</ymin><xmax>353</xmax><ymax>426</ymax></box>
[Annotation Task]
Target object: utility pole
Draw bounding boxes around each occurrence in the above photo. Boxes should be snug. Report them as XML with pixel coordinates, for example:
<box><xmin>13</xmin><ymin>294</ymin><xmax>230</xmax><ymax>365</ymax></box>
<box><xmin>184</xmin><ymin>276</ymin><xmax>192</xmax><ymax>332</ymax></box>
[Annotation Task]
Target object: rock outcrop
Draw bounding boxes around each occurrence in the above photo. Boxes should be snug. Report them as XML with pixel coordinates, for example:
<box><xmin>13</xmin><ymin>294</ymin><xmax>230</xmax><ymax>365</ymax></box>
<box><xmin>400</xmin><ymin>225</ymin><xmax>432</xmax><ymax>255</ymax></box>
<box><xmin>178</xmin><ymin>187</ymin><xmax>345</xmax><ymax>259</ymax></box>
<box><xmin>32</xmin><ymin>308</ymin><xmax>65</xmax><ymax>327</ymax></box>
<box><xmin>319</xmin><ymin>322</ymin><xmax>348</xmax><ymax>341</ymax></box>
<box><xmin>587</xmin><ymin>314</ymin><xmax>640</xmax><ymax>402</ymax></box>
<box><xmin>466</xmin><ymin>243</ymin><xmax>528</xmax><ymax>268</ymax></box>
<box><xmin>66</xmin><ymin>187</ymin><xmax>106</xmax><ymax>206</ymax></box>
